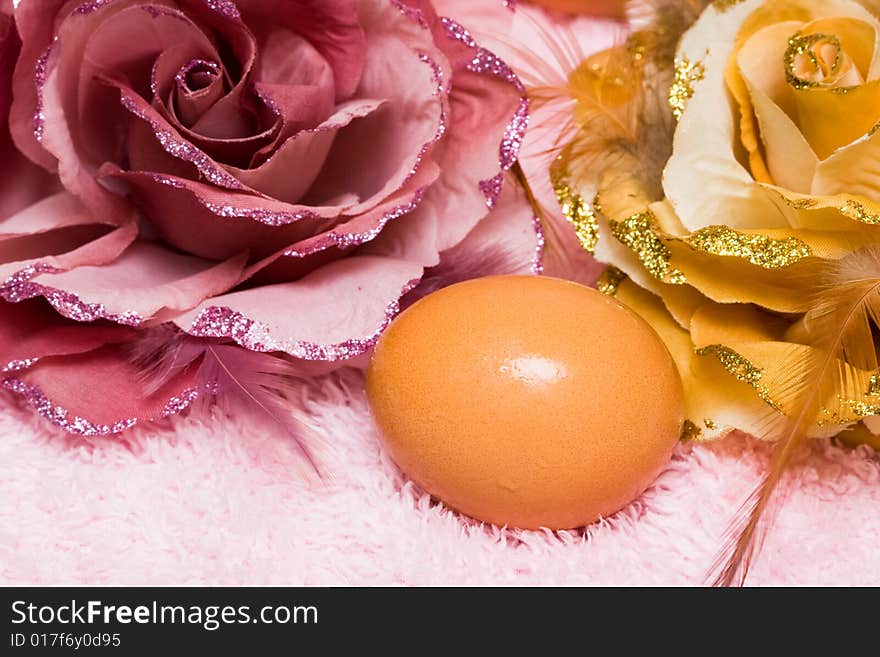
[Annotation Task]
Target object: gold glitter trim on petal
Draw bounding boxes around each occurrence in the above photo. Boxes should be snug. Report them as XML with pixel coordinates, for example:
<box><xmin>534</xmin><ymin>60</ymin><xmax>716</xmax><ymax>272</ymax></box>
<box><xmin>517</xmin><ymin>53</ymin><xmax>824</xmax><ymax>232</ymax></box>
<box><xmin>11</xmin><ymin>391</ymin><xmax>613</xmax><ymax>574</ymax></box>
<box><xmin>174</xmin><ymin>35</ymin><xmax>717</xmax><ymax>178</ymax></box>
<box><xmin>868</xmin><ymin>372</ymin><xmax>880</xmax><ymax>396</ymax></box>
<box><xmin>845</xmin><ymin>398</ymin><xmax>880</xmax><ymax>418</ymax></box>
<box><xmin>686</xmin><ymin>225</ymin><xmax>813</xmax><ymax>268</ymax></box>
<box><xmin>695</xmin><ymin>344</ymin><xmax>783</xmax><ymax>411</ymax></box>
<box><xmin>609</xmin><ymin>210</ymin><xmax>686</xmax><ymax>285</ymax></box>
<box><xmin>840</xmin><ymin>199</ymin><xmax>880</xmax><ymax>224</ymax></box>
<box><xmin>821</xmin><ymin>372</ymin><xmax>880</xmax><ymax>425</ymax></box>
<box><xmin>783</xmin><ymin>32</ymin><xmax>855</xmax><ymax>93</ymax></box>
<box><xmin>817</xmin><ymin>407</ymin><xmax>846</xmax><ymax>426</ymax></box>
<box><xmin>596</xmin><ymin>265</ymin><xmax>626</xmax><ymax>296</ymax></box>
<box><xmin>680</xmin><ymin>419</ymin><xmax>702</xmax><ymax>441</ymax></box>
<box><xmin>550</xmin><ymin>158</ymin><xmax>599</xmax><ymax>255</ymax></box>
<box><xmin>704</xmin><ymin>418</ymin><xmax>717</xmax><ymax>430</ymax></box>
<box><xmin>819</xmin><ymin>402</ymin><xmax>879</xmax><ymax>426</ymax></box>
<box><xmin>769</xmin><ymin>188</ymin><xmax>880</xmax><ymax>225</ymax></box>
<box><xmin>713</xmin><ymin>0</ymin><xmax>746</xmax><ymax>12</ymax></box>
<box><xmin>781</xmin><ymin>197</ymin><xmax>818</xmax><ymax>210</ymax></box>
<box><xmin>669</xmin><ymin>57</ymin><xmax>705</xmax><ymax>120</ymax></box>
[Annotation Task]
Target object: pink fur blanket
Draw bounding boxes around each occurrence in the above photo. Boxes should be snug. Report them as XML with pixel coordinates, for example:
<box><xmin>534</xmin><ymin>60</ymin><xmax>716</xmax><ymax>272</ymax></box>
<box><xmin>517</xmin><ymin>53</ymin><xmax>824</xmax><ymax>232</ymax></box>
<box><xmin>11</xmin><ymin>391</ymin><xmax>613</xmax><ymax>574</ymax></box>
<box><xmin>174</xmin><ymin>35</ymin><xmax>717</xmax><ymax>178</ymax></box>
<box><xmin>2</xmin><ymin>371</ymin><xmax>879</xmax><ymax>586</ymax></box>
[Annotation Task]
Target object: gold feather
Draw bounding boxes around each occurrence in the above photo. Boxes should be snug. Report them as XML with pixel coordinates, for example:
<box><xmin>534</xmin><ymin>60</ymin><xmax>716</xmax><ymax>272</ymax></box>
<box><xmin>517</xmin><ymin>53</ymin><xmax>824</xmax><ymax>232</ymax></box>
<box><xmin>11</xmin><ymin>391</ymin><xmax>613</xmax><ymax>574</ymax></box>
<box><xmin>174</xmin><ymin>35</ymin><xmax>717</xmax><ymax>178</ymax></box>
<box><xmin>711</xmin><ymin>247</ymin><xmax>880</xmax><ymax>586</ymax></box>
<box><xmin>524</xmin><ymin>1</ymin><xmax>714</xmax><ymax>222</ymax></box>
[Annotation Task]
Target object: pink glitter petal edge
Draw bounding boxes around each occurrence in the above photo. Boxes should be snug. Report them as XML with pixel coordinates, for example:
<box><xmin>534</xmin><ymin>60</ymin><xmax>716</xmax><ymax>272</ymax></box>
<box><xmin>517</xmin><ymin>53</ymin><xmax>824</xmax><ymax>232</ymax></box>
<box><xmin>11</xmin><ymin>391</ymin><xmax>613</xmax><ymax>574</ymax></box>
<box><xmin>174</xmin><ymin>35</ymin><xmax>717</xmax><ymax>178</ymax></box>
<box><xmin>187</xmin><ymin>278</ymin><xmax>421</xmax><ymax>360</ymax></box>
<box><xmin>2</xmin><ymin>358</ymin><xmax>40</xmax><ymax>374</ymax></box>
<box><xmin>282</xmin><ymin>188</ymin><xmax>427</xmax><ymax>258</ymax></box>
<box><xmin>440</xmin><ymin>17</ymin><xmax>529</xmax><ymax>208</ymax></box>
<box><xmin>33</xmin><ymin>42</ymin><xmax>54</xmax><ymax>143</ymax></box>
<box><xmin>144</xmin><ymin>174</ymin><xmax>323</xmax><ymax>226</ymax></box>
<box><xmin>118</xmin><ymin>93</ymin><xmax>247</xmax><ymax>192</ymax></box>
<box><xmin>531</xmin><ymin>215</ymin><xmax>545</xmax><ymax>276</ymax></box>
<box><xmin>136</xmin><ymin>45</ymin><xmax>446</xmax><ymax>230</ymax></box>
<box><xmin>0</xmin><ymin>264</ymin><xmax>144</xmax><ymax>326</ymax></box>
<box><xmin>1</xmin><ymin>378</ymin><xmax>204</xmax><ymax>437</ymax></box>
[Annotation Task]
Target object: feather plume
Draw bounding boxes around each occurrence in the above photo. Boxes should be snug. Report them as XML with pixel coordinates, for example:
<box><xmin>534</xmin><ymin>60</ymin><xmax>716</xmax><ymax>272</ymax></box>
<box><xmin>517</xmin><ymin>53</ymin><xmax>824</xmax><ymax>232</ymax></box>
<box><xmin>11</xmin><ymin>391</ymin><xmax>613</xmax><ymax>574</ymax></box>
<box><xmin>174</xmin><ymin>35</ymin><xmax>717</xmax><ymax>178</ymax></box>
<box><xmin>711</xmin><ymin>247</ymin><xmax>880</xmax><ymax>585</ymax></box>
<box><xmin>511</xmin><ymin>0</ymin><xmax>713</xmax><ymax>272</ymax></box>
<box><xmin>523</xmin><ymin>0</ymin><xmax>711</xmax><ymax>200</ymax></box>
<box><xmin>130</xmin><ymin>326</ymin><xmax>321</xmax><ymax>477</ymax></box>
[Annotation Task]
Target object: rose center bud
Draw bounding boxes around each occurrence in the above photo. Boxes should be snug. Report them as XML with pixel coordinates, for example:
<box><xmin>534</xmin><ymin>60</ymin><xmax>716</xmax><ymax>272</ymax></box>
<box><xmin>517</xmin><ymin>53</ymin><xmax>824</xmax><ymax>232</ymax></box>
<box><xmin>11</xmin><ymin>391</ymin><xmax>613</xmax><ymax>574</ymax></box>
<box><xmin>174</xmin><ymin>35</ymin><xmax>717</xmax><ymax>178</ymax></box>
<box><xmin>176</xmin><ymin>59</ymin><xmax>223</xmax><ymax>94</ymax></box>
<box><xmin>172</xmin><ymin>59</ymin><xmax>229</xmax><ymax>129</ymax></box>
<box><xmin>784</xmin><ymin>32</ymin><xmax>861</xmax><ymax>90</ymax></box>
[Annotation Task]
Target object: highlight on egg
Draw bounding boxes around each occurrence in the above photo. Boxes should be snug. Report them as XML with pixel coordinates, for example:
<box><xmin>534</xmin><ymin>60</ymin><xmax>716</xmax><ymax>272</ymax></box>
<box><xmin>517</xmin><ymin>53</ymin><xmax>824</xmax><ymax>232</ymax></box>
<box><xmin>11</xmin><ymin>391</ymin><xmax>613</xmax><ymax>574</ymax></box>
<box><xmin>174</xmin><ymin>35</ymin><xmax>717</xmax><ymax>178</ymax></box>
<box><xmin>366</xmin><ymin>275</ymin><xmax>685</xmax><ymax>530</ymax></box>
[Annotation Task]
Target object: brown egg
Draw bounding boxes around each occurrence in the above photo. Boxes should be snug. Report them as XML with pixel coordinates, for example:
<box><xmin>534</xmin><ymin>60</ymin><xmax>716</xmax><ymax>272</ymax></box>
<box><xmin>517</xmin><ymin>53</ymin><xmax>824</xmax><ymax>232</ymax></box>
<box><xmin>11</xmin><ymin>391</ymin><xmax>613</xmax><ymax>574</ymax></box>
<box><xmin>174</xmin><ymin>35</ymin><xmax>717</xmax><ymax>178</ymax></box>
<box><xmin>366</xmin><ymin>276</ymin><xmax>684</xmax><ymax>530</ymax></box>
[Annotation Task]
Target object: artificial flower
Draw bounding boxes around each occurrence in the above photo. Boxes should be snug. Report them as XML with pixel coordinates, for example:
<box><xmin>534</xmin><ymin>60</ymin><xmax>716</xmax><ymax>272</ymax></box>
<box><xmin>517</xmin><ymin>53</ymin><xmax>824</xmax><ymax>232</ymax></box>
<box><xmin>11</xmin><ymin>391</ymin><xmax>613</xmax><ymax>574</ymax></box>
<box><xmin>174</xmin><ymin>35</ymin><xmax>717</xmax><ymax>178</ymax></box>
<box><xmin>0</xmin><ymin>0</ymin><xmax>541</xmax><ymax>435</ymax></box>
<box><xmin>534</xmin><ymin>0</ymin><xmax>880</xmax><ymax>447</ymax></box>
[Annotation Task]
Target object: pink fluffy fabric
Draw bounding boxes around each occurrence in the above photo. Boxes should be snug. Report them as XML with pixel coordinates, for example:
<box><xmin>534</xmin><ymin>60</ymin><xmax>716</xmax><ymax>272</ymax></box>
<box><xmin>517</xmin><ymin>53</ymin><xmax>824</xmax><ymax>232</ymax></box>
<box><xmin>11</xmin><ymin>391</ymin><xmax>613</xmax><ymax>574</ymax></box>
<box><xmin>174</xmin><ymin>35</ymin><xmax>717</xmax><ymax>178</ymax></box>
<box><xmin>2</xmin><ymin>371</ymin><xmax>879</xmax><ymax>586</ymax></box>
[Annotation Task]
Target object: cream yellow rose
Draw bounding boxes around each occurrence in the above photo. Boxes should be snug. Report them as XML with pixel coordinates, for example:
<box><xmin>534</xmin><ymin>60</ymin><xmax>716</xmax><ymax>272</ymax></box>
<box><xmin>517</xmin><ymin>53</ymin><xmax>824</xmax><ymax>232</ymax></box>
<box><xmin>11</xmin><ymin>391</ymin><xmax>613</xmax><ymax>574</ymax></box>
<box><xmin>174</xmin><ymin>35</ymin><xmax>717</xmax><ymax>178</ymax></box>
<box><xmin>556</xmin><ymin>0</ymin><xmax>880</xmax><ymax>446</ymax></box>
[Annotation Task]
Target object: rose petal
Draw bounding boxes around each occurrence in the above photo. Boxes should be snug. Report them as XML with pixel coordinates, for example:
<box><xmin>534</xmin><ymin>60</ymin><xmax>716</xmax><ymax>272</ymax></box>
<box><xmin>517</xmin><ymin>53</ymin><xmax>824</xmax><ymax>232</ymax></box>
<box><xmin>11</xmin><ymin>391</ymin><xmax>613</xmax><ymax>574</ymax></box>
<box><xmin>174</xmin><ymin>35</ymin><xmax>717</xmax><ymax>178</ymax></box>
<box><xmin>433</xmin><ymin>11</ymin><xmax>528</xmax><ymax>178</ymax></box>
<box><xmin>9</xmin><ymin>0</ymin><xmax>67</xmax><ymax>170</ymax></box>
<box><xmin>358</xmin><ymin>14</ymin><xmax>525</xmax><ymax>267</ymax></box>
<box><xmin>0</xmin><ymin>192</ymin><xmax>130</xmax><ymax>276</ymax></box>
<box><xmin>392</xmin><ymin>6</ymin><xmax>529</xmax><ymax>208</ymax></box>
<box><xmin>439</xmin><ymin>20</ymin><xmax>526</xmax><ymax>204</ymax></box>
<box><xmin>15</xmin><ymin>1</ymin><xmax>173</xmax><ymax>217</ymax></box>
<box><xmin>152</xmin><ymin>53</ymin><xmax>277</xmax><ymax>168</ymax></box>
<box><xmin>663</xmin><ymin>0</ymin><xmax>791</xmax><ymax>231</ymax></box>
<box><xmin>301</xmin><ymin>0</ymin><xmax>448</xmax><ymax>213</ymax></box>
<box><xmin>794</xmin><ymin>80</ymin><xmax>880</xmax><ymax>160</ymax></box>
<box><xmin>242</xmin><ymin>159</ymin><xmax>439</xmax><ymax>284</ymax></box>
<box><xmin>109</xmin><ymin>80</ymin><xmax>251</xmax><ymax>191</ymax></box>
<box><xmin>237</xmin><ymin>0</ymin><xmax>366</xmax><ymax>101</ymax></box>
<box><xmin>174</xmin><ymin>254</ymin><xmax>423</xmax><ymax>360</ymax></box>
<box><xmin>440</xmin><ymin>176</ymin><xmax>545</xmax><ymax>277</ymax></box>
<box><xmin>105</xmin><ymin>169</ymin><xmax>350</xmax><ymax>259</ymax></box>
<box><xmin>0</xmin><ymin>299</ymin><xmax>136</xmax><ymax>373</ymax></box>
<box><xmin>0</xmin><ymin>140</ymin><xmax>59</xmax><ymax>224</ymax></box>
<box><xmin>10</xmin><ymin>241</ymin><xmax>247</xmax><ymax>325</ymax></box>
<box><xmin>249</xmin><ymin>82</ymin><xmax>332</xmax><ymax>145</ymax></box>
<box><xmin>250</xmin><ymin>27</ymin><xmax>335</xmax><ymax>133</ymax></box>
<box><xmin>737</xmin><ymin>21</ymin><xmax>819</xmax><ymax>192</ymax></box>
<box><xmin>3</xmin><ymin>344</ymin><xmax>200</xmax><ymax>435</ymax></box>
<box><xmin>813</xmin><ymin>129</ymin><xmax>880</xmax><ymax>201</ymax></box>
<box><xmin>77</xmin><ymin>4</ymin><xmax>223</xmax><ymax>159</ymax></box>
<box><xmin>37</xmin><ymin>51</ymin><xmax>136</xmax><ymax>219</ymax></box>
<box><xmin>227</xmin><ymin>99</ymin><xmax>385</xmax><ymax>203</ymax></box>
<box><xmin>0</xmin><ymin>192</ymin><xmax>138</xmax><ymax>283</ymax></box>
<box><xmin>172</xmin><ymin>58</ymin><xmax>226</xmax><ymax>127</ymax></box>
<box><xmin>179</xmin><ymin>18</ymin><xmax>257</xmax><ymax>140</ymax></box>
<box><xmin>0</xmin><ymin>12</ymin><xmax>59</xmax><ymax>221</ymax></box>
<box><xmin>0</xmin><ymin>191</ymin><xmax>117</xmax><ymax>237</ymax></box>
<box><xmin>428</xmin><ymin>0</ymin><xmax>514</xmax><ymax>35</ymax></box>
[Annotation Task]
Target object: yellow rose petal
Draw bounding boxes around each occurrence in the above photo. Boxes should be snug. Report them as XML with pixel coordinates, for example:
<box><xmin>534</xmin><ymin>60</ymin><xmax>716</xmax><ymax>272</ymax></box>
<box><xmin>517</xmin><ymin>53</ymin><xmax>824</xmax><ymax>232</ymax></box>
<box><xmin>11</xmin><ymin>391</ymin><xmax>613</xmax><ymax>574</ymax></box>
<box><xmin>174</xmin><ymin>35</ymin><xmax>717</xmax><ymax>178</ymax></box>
<box><xmin>690</xmin><ymin>302</ymin><xmax>790</xmax><ymax>346</ymax></box>
<box><xmin>813</xmin><ymin>128</ymin><xmax>880</xmax><ymax>202</ymax></box>
<box><xmin>793</xmin><ymin>80</ymin><xmax>880</xmax><ymax>158</ymax></box>
<box><xmin>737</xmin><ymin>21</ymin><xmax>819</xmax><ymax>191</ymax></box>
<box><xmin>664</xmin><ymin>0</ymin><xmax>793</xmax><ymax>231</ymax></box>
<box><xmin>614</xmin><ymin>278</ymin><xmax>787</xmax><ymax>440</ymax></box>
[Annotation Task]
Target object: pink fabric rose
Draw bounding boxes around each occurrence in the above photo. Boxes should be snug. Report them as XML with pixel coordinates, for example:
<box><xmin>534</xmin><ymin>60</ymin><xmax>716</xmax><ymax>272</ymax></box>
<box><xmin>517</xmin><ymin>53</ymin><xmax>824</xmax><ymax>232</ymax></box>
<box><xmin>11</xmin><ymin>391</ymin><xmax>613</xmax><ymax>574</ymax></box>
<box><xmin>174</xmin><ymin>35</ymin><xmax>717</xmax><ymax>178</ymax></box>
<box><xmin>0</xmin><ymin>0</ymin><xmax>540</xmax><ymax>435</ymax></box>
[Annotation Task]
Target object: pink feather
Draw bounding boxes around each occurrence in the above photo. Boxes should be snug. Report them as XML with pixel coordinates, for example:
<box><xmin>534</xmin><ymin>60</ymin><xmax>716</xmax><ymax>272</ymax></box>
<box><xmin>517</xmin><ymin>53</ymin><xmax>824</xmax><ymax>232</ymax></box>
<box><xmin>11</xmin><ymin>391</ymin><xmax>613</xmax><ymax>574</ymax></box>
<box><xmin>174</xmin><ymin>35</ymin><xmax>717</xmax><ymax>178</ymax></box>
<box><xmin>130</xmin><ymin>326</ymin><xmax>321</xmax><ymax>477</ymax></box>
